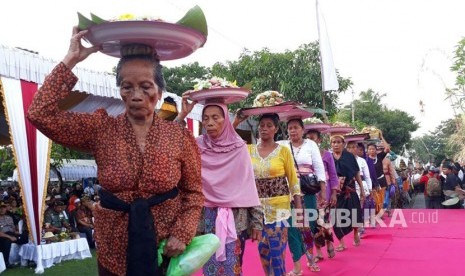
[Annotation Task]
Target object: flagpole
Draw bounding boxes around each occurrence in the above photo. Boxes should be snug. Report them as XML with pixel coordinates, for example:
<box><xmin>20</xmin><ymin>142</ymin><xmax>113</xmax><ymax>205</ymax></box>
<box><xmin>316</xmin><ymin>0</ymin><xmax>339</xmax><ymax>123</ymax></box>
<box><xmin>322</xmin><ymin>92</ymin><xmax>329</xmax><ymax>122</ymax></box>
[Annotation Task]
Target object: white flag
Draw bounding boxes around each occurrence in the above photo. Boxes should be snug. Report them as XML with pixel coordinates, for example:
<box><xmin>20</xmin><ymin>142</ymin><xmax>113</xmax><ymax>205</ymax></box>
<box><xmin>316</xmin><ymin>0</ymin><xmax>339</xmax><ymax>91</ymax></box>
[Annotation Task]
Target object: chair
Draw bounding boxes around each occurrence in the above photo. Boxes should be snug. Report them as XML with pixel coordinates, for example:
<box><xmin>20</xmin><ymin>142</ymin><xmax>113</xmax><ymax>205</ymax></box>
<box><xmin>8</xmin><ymin>220</ymin><xmax>23</xmax><ymax>265</ymax></box>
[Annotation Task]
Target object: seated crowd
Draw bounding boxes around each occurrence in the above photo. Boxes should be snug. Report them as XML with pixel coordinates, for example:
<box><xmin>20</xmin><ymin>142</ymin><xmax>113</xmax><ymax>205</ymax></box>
<box><xmin>43</xmin><ymin>181</ymin><xmax>99</xmax><ymax>249</ymax></box>
<box><xmin>0</xmin><ymin>187</ymin><xmax>28</xmax><ymax>268</ymax></box>
<box><xmin>0</xmin><ymin>181</ymin><xmax>98</xmax><ymax>270</ymax></box>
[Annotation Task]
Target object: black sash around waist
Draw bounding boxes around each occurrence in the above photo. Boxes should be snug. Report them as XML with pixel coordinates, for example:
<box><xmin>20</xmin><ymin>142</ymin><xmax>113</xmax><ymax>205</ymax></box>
<box><xmin>99</xmin><ymin>187</ymin><xmax>179</xmax><ymax>276</ymax></box>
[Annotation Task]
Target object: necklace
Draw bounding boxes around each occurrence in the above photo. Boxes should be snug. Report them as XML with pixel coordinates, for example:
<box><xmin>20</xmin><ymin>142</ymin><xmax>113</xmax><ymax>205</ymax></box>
<box><xmin>291</xmin><ymin>139</ymin><xmax>304</xmax><ymax>156</ymax></box>
<box><xmin>291</xmin><ymin>139</ymin><xmax>304</xmax><ymax>148</ymax></box>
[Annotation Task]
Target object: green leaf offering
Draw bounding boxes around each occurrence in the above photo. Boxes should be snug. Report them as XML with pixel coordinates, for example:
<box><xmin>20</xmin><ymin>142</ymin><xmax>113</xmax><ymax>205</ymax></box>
<box><xmin>77</xmin><ymin>12</ymin><xmax>95</xmax><ymax>30</ymax></box>
<box><xmin>176</xmin><ymin>5</ymin><xmax>208</xmax><ymax>38</ymax></box>
<box><xmin>241</xmin><ymin>82</ymin><xmax>253</xmax><ymax>91</ymax></box>
<box><xmin>90</xmin><ymin>13</ymin><xmax>108</xmax><ymax>24</ymax></box>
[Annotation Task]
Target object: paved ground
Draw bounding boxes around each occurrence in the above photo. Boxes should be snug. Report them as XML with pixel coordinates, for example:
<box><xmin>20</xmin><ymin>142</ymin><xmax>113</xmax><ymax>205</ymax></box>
<box><xmin>411</xmin><ymin>193</ymin><xmax>426</xmax><ymax>209</ymax></box>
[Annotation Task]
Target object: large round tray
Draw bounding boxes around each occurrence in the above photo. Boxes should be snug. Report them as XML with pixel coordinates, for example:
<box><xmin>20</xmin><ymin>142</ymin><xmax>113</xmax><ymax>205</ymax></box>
<box><xmin>343</xmin><ymin>133</ymin><xmax>370</xmax><ymax>142</ymax></box>
<box><xmin>188</xmin><ymin>88</ymin><xmax>249</xmax><ymax>105</ymax></box>
<box><xmin>240</xmin><ymin>102</ymin><xmax>296</xmax><ymax>116</ymax></box>
<box><xmin>83</xmin><ymin>21</ymin><xmax>207</xmax><ymax>60</ymax></box>
<box><xmin>304</xmin><ymin>123</ymin><xmax>332</xmax><ymax>132</ymax></box>
<box><xmin>322</xmin><ymin>126</ymin><xmax>354</xmax><ymax>134</ymax></box>
<box><xmin>277</xmin><ymin>107</ymin><xmax>314</xmax><ymax>121</ymax></box>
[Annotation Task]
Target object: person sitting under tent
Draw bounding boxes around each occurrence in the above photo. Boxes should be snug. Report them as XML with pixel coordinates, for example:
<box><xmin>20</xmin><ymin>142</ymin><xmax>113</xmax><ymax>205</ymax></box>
<box><xmin>43</xmin><ymin>201</ymin><xmax>71</xmax><ymax>234</ymax></box>
<box><xmin>75</xmin><ymin>198</ymin><xmax>95</xmax><ymax>249</ymax></box>
<box><xmin>0</xmin><ymin>202</ymin><xmax>28</xmax><ymax>268</ymax></box>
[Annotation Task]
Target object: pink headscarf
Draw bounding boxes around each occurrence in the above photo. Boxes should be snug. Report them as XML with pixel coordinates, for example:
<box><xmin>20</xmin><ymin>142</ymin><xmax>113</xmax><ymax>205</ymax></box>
<box><xmin>196</xmin><ymin>103</ymin><xmax>260</xmax><ymax>208</ymax></box>
<box><xmin>197</xmin><ymin>103</ymin><xmax>260</xmax><ymax>261</ymax></box>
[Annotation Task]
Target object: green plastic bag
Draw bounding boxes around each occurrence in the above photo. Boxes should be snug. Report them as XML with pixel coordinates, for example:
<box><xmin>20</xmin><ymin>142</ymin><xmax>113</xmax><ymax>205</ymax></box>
<box><xmin>158</xmin><ymin>234</ymin><xmax>220</xmax><ymax>276</ymax></box>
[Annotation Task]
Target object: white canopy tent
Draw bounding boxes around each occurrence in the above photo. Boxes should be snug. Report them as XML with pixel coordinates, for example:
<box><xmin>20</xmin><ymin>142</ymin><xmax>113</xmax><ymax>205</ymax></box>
<box><xmin>12</xmin><ymin>159</ymin><xmax>98</xmax><ymax>182</ymax></box>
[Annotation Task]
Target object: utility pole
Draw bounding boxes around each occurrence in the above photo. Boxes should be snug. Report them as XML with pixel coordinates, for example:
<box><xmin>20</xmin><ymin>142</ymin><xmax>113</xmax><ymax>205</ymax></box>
<box><xmin>351</xmin><ymin>89</ymin><xmax>355</xmax><ymax>123</ymax></box>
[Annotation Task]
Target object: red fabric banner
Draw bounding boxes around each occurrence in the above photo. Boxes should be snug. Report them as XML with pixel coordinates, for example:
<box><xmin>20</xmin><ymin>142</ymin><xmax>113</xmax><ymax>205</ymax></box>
<box><xmin>20</xmin><ymin>80</ymin><xmax>40</xmax><ymax>243</ymax></box>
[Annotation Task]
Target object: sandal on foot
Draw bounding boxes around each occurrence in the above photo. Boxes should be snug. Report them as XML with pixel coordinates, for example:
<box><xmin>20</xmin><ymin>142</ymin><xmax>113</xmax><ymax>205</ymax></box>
<box><xmin>335</xmin><ymin>244</ymin><xmax>347</xmax><ymax>252</ymax></box>
<box><xmin>327</xmin><ymin>246</ymin><xmax>336</xmax><ymax>258</ymax></box>
<box><xmin>307</xmin><ymin>262</ymin><xmax>321</xmax><ymax>272</ymax></box>
<box><xmin>314</xmin><ymin>254</ymin><xmax>324</xmax><ymax>263</ymax></box>
<box><xmin>353</xmin><ymin>234</ymin><xmax>361</xmax><ymax>246</ymax></box>
<box><xmin>286</xmin><ymin>270</ymin><xmax>303</xmax><ymax>276</ymax></box>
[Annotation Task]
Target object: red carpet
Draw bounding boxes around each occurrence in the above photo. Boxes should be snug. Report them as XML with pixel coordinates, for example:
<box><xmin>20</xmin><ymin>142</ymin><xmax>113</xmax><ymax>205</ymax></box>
<box><xmin>194</xmin><ymin>209</ymin><xmax>464</xmax><ymax>275</ymax></box>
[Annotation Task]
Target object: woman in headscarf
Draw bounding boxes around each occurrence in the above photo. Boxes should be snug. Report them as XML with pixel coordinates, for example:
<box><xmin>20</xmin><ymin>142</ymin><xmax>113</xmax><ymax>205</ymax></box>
<box><xmin>329</xmin><ymin>134</ymin><xmax>365</xmax><ymax>251</ymax></box>
<box><xmin>277</xmin><ymin>117</ymin><xmax>326</xmax><ymax>274</ymax></box>
<box><xmin>236</xmin><ymin>112</ymin><xmax>301</xmax><ymax>276</ymax></box>
<box><xmin>178</xmin><ymin>99</ymin><xmax>262</xmax><ymax>275</ymax></box>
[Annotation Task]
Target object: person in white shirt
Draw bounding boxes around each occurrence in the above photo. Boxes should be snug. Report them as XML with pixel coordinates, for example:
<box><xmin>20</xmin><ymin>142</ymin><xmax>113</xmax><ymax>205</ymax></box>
<box><xmin>346</xmin><ymin>142</ymin><xmax>372</xmax><ymax>198</ymax></box>
<box><xmin>84</xmin><ymin>184</ymin><xmax>95</xmax><ymax>197</ymax></box>
<box><xmin>278</xmin><ymin>117</ymin><xmax>327</xmax><ymax>274</ymax></box>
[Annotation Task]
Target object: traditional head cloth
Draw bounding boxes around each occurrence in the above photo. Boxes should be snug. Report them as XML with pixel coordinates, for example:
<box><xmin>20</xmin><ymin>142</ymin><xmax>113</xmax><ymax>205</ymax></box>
<box><xmin>197</xmin><ymin>103</ymin><xmax>260</xmax><ymax>205</ymax></box>
<box><xmin>330</xmin><ymin>134</ymin><xmax>345</xmax><ymax>141</ymax></box>
<box><xmin>196</xmin><ymin>103</ymin><xmax>260</xmax><ymax>261</ymax></box>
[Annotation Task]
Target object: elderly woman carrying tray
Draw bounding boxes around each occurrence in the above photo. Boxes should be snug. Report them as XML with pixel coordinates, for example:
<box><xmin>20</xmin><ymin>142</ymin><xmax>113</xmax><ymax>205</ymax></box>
<box><xmin>305</xmin><ymin>121</ymin><xmax>339</xmax><ymax>262</ymax></box>
<box><xmin>326</xmin><ymin>127</ymin><xmax>365</xmax><ymax>251</ymax></box>
<box><xmin>275</xmin><ymin>108</ymin><xmax>327</xmax><ymax>275</ymax></box>
<box><xmin>234</xmin><ymin>95</ymin><xmax>302</xmax><ymax>276</ymax></box>
<box><xmin>27</xmin><ymin>27</ymin><xmax>204</xmax><ymax>275</ymax></box>
<box><xmin>344</xmin><ymin>133</ymin><xmax>374</xmax><ymax>237</ymax></box>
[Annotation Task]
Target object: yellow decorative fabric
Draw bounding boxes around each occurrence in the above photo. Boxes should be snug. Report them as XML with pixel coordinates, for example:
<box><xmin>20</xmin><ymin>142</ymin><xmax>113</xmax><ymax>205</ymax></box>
<box><xmin>248</xmin><ymin>144</ymin><xmax>300</xmax><ymax>224</ymax></box>
<box><xmin>259</xmin><ymin>195</ymin><xmax>292</xmax><ymax>224</ymax></box>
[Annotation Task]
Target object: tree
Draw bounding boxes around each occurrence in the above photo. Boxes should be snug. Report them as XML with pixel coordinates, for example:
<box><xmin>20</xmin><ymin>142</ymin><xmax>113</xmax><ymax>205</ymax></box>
<box><xmin>0</xmin><ymin>142</ymin><xmax>92</xmax><ymax>187</ymax></box>
<box><xmin>333</xmin><ymin>89</ymin><xmax>385</xmax><ymax>130</ymax></box>
<box><xmin>446</xmin><ymin>37</ymin><xmax>465</xmax><ymax>112</ymax></box>
<box><xmin>163</xmin><ymin>62</ymin><xmax>210</xmax><ymax>96</ymax></box>
<box><xmin>445</xmin><ymin>38</ymin><xmax>465</xmax><ymax>161</ymax></box>
<box><xmin>410</xmin><ymin>136</ymin><xmax>435</xmax><ymax>165</ymax></box>
<box><xmin>335</xmin><ymin>89</ymin><xmax>419</xmax><ymax>153</ymax></box>
<box><xmin>448</xmin><ymin>114</ymin><xmax>465</xmax><ymax>161</ymax></box>
<box><xmin>210</xmin><ymin>43</ymin><xmax>352</xmax><ymax>114</ymax></box>
<box><xmin>50</xmin><ymin>142</ymin><xmax>93</xmax><ymax>192</ymax></box>
<box><xmin>0</xmin><ymin>146</ymin><xmax>15</xmax><ymax>180</ymax></box>
<box><xmin>376</xmin><ymin>109</ymin><xmax>418</xmax><ymax>152</ymax></box>
<box><xmin>410</xmin><ymin>119</ymin><xmax>457</xmax><ymax>165</ymax></box>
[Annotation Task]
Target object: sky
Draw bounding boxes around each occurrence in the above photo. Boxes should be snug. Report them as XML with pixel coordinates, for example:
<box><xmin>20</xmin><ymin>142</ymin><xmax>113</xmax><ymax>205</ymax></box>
<box><xmin>1</xmin><ymin>0</ymin><xmax>465</xmax><ymax>136</ymax></box>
